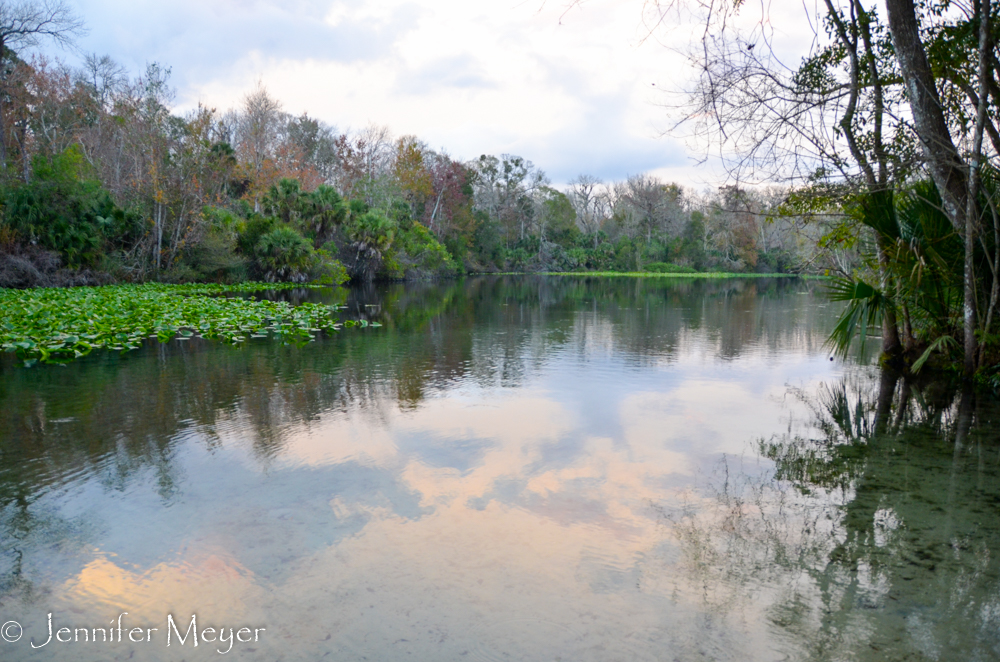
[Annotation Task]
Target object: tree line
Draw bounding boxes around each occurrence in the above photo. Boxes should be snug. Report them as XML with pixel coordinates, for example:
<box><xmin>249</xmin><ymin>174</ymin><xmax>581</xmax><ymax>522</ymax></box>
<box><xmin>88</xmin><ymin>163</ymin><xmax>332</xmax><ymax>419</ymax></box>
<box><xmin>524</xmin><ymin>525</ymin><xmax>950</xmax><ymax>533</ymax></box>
<box><xmin>0</xmin><ymin>2</ymin><xmax>840</xmax><ymax>292</ymax></box>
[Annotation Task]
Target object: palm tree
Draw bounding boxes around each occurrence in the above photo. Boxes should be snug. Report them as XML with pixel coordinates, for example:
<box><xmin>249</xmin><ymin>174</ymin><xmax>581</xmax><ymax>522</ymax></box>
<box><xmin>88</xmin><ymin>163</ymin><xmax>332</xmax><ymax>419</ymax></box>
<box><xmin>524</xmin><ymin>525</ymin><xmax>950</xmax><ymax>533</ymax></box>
<box><xmin>305</xmin><ymin>185</ymin><xmax>347</xmax><ymax>248</ymax></box>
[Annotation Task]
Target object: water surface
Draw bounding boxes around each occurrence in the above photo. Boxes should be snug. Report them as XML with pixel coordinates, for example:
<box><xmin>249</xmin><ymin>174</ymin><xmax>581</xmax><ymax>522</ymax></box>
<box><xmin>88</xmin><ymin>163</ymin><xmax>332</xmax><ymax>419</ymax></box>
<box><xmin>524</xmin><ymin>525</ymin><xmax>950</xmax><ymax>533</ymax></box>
<box><xmin>1</xmin><ymin>276</ymin><xmax>998</xmax><ymax>661</ymax></box>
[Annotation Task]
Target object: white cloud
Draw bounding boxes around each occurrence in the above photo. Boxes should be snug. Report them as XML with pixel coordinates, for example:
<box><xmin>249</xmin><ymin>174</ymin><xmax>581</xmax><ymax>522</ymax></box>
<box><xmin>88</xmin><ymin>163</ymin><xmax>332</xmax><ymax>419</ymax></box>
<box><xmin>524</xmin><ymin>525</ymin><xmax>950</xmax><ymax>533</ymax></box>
<box><xmin>51</xmin><ymin>0</ymin><xmax>813</xmax><ymax>187</ymax></box>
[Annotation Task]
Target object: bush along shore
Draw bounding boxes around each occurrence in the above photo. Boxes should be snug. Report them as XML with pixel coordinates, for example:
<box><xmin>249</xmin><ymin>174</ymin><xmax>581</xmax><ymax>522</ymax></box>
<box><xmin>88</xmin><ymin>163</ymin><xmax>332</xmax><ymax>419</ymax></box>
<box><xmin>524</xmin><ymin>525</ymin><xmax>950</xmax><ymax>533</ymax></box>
<box><xmin>0</xmin><ymin>282</ymin><xmax>379</xmax><ymax>366</ymax></box>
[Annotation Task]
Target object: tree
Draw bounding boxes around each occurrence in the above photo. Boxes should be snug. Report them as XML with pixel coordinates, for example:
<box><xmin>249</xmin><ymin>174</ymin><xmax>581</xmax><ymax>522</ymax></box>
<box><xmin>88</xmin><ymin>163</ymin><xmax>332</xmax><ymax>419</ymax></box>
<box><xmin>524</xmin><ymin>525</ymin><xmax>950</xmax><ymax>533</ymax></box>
<box><xmin>535</xmin><ymin>186</ymin><xmax>577</xmax><ymax>244</ymax></box>
<box><xmin>422</xmin><ymin>151</ymin><xmax>473</xmax><ymax>242</ymax></box>
<box><xmin>343</xmin><ymin>209</ymin><xmax>396</xmax><ymax>280</ymax></box>
<box><xmin>27</xmin><ymin>56</ymin><xmax>92</xmax><ymax>161</ymax></box>
<box><xmin>285</xmin><ymin>113</ymin><xmax>338</xmax><ymax>183</ymax></box>
<box><xmin>234</xmin><ymin>82</ymin><xmax>284</xmax><ymax>209</ymax></box>
<box><xmin>568</xmin><ymin>174</ymin><xmax>609</xmax><ymax>244</ymax></box>
<box><xmin>615</xmin><ymin>174</ymin><xmax>684</xmax><ymax>243</ymax></box>
<box><xmin>254</xmin><ymin>225</ymin><xmax>314</xmax><ymax>282</ymax></box>
<box><xmin>471</xmin><ymin>154</ymin><xmax>547</xmax><ymax>245</ymax></box>
<box><xmin>76</xmin><ymin>53</ymin><xmax>126</xmax><ymax>110</ymax></box>
<box><xmin>262</xmin><ymin>177</ymin><xmax>306</xmax><ymax>226</ymax></box>
<box><xmin>392</xmin><ymin>134</ymin><xmax>433</xmax><ymax>222</ymax></box>
<box><xmin>306</xmin><ymin>184</ymin><xmax>347</xmax><ymax>248</ymax></box>
<box><xmin>332</xmin><ymin>124</ymin><xmax>396</xmax><ymax>208</ymax></box>
<box><xmin>614</xmin><ymin>0</ymin><xmax>999</xmax><ymax>375</ymax></box>
<box><xmin>0</xmin><ymin>0</ymin><xmax>84</xmax><ymax>169</ymax></box>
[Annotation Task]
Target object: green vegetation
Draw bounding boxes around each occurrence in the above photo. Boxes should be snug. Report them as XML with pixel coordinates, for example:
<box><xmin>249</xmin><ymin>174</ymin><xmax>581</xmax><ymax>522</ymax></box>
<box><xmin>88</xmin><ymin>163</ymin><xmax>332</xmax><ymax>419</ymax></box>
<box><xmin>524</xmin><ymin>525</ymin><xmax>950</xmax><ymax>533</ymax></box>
<box><xmin>491</xmin><ymin>270</ymin><xmax>806</xmax><ymax>279</ymax></box>
<box><xmin>823</xmin><ymin>180</ymin><xmax>1000</xmax><ymax>378</ymax></box>
<box><xmin>641</xmin><ymin>262</ymin><xmax>698</xmax><ymax>274</ymax></box>
<box><xmin>0</xmin><ymin>48</ymin><xmax>828</xmax><ymax>291</ymax></box>
<box><xmin>0</xmin><ymin>282</ymin><xmax>378</xmax><ymax>366</ymax></box>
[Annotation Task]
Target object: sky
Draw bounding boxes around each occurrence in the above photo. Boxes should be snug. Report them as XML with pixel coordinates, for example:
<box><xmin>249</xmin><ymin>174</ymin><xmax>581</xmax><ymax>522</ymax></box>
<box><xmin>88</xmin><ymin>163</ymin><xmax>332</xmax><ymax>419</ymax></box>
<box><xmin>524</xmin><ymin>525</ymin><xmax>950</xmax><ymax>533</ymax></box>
<box><xmin>50</xmin><ymin>0</ymin><xmax>817</xmax><ymax>188</ymax></box>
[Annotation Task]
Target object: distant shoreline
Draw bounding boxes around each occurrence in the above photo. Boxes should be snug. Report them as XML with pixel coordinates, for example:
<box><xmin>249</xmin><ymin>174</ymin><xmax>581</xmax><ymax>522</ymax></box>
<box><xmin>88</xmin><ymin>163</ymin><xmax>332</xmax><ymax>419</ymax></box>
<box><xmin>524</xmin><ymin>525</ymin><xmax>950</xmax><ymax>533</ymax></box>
<box><xmin>475</xmin><ymin>271</ymin><xmax>829</xmax><ymax>279</ymax></box>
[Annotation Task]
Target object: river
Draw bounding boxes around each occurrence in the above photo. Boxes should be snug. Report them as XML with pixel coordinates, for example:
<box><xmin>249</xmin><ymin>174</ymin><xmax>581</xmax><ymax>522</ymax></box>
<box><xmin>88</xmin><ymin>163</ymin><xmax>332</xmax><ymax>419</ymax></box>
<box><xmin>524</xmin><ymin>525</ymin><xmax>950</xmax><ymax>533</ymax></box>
<box><xmin>1</xmin><ymin>276</ymin><xmax>998</xmax><ymax>661</ymax></box>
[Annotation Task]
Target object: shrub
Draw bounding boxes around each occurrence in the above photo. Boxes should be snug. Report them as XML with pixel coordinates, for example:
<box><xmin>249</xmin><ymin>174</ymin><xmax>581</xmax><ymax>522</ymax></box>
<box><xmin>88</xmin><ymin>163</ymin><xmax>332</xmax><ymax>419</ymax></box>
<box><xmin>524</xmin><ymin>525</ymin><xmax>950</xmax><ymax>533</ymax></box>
<box><xmin>255</xmin><ymin>226</ymin><xmax>315</xmax><ymax>282</ymax></box>
<box><xmin>756</xmin><ymin>249</ymin><xmax>797</xmax><ymax>273</ymax></box>
<box><xmin>311</xmin><ymin>247</ymin><xmax>350</xmax><ymax>285</ymax></box>
<box><xmin>392</xmin><ymin>221</ymin><xmax>458</xmax><ymax>278</ymax></box>
<box><xmin>237</xmin><ymin>215</ymin><xmax>276</xmax><ymax>257</ymax></box>
<box><xmin>643</xmin><ymin>262</ymin><xmax>698</xmax><ymax>274</ymax></box>
<box><xmin>180</xmin><ymin>228</ymin><xmax>247</xmax><ymax>282</ymax></box>
<box><xmin>1</xmin><ymin>146</ymin><xmax>138</xmax><ymax>268</ymax></box>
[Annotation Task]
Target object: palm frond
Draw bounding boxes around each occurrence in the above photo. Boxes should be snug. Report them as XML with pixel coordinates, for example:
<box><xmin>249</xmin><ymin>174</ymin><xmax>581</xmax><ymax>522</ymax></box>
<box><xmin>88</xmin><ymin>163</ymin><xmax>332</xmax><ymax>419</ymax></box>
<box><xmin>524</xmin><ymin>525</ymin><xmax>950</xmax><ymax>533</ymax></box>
<box><xmin>826</xmin><ymin>276</ymin><xmax>893</xmax><ymax>359</ymax></box>
<box><xmin>911</xmin><ymin>334</ymin><xmax>958</xmax><ymax>374</ymax></box>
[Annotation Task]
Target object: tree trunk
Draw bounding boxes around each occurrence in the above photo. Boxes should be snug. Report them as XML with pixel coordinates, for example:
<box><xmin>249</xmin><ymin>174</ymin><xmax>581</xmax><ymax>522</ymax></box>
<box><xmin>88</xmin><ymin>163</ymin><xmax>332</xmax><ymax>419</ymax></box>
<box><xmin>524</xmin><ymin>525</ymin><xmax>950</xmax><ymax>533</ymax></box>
<box><xmin>884</xmin><ymin>0</ymin><xmax>978</xmax><ymax>376</ymax></box>
<box><xmin>15</xmin><ymin>121</ymin><xmax>29</xmax><ymax>182</ymax></box>
<box><xmin>430</xmin><ymin>188</ymin><xmax>444</xmax><ymax>233</ymax></box>
<box><xmin>985</xmin><ymin>198</ymin><xmax>1000</xmax><ymax>336</ymax></box>
<box><xmin>884</xmin><ymin>0</ymin><xmax>968</xmax><ymax>224</ymax></box>
<box><xmin>877</xmin><ymin>238</ymin><xmax>903</xmax><ymax>359</ymax></box>
<box><xmin>0</xmin><ymin>37</ymin><xmax>7</xmax><ymax>170</ymax></box>
<box><xmin>154</xmin><ymin>202</ymin><xmax>163</xmax><ymax>272</ymax></box>
<box><xmin>963</xmin><ymin>223</ymin><xmax>977</xmax><ymax>377</ymax></box>
<box><xmin>965</xmin><ymin>0</ymin><xmax>991</xmax><ymax>376</ymax></box>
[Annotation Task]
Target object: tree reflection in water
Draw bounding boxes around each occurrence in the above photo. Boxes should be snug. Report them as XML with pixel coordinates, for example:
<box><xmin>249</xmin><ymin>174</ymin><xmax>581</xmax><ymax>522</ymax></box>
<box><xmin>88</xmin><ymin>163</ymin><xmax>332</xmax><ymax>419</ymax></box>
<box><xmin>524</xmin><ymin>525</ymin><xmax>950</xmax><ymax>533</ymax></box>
<box><xmin>667</xmin><ymin>369</ymin><xmax>1000</xmax><ymax>661</ymax></box>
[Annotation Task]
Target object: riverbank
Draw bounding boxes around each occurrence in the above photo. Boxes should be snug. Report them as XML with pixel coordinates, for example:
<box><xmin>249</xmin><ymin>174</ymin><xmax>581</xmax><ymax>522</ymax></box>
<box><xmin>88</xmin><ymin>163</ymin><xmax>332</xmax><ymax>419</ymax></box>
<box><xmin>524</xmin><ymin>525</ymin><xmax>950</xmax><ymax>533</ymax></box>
<box><xmin>482</xmin><ymin>270</ymin><xmax>827</xmax><ymax>279</ymax></box>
